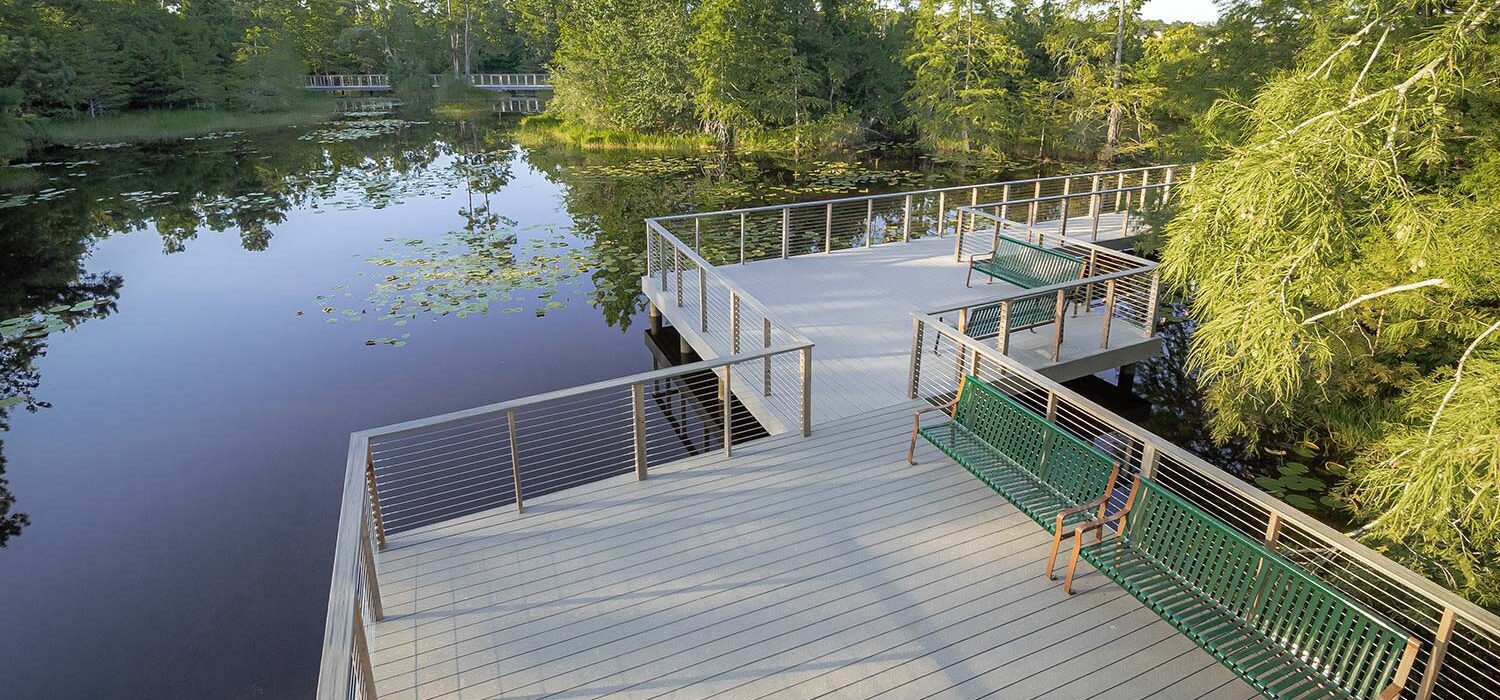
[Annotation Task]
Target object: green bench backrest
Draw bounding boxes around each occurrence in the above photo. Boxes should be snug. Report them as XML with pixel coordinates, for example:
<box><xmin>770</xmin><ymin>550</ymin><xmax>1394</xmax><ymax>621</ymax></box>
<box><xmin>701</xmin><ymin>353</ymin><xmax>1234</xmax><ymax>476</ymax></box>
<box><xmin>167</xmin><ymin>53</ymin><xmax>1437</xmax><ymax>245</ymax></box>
<box><xmin>963</xmin><ymin>291</ymin><xmax>1068</xmax><ymax>338</ymax></box>
<box><xmin>991</xmin><ymin>236</ymin><xmax>1085</xmax><ymax>286</ymax></box>
<box><xmin>1125</xmin><ymin>479</ymin><xmax>1414</xmax><ymax>699</ymax></box>
<box><xmin>952</xmin><ymin>376</ymin><xmax>1116</xmax><ymax>506</ymax></box>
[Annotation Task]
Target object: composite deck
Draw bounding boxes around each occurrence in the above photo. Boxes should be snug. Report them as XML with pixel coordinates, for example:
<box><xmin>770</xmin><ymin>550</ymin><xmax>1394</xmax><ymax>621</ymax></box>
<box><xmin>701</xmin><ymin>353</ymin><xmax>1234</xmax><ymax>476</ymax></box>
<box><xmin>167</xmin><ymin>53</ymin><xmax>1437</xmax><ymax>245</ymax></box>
<box><xmin>647</xmin><ymin>234</ymin><xmax>1157</xmax><ymax>426</ymax></box>
<box><xmin>365</xmin><ymin>404</ymin><xmax>1256</xmax><ymax>700</ymax></box>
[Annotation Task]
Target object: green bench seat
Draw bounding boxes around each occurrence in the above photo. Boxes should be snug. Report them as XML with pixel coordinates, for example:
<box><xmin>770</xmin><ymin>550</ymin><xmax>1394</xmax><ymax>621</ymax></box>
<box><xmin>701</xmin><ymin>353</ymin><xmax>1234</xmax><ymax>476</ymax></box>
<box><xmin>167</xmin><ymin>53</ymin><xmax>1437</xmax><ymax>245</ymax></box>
<box><xmin>1062</xmin><ymin>476</ymin><xmax>1421</xmax><ymax>700</ymax></box>
<box><xmin>967</xmin><ymin>234</ymin><xmax>1085</xmax><ymax>289</ymax></box>
<box><xmin>908</xmin><ymin>375</ymin><xmax>1119</xmax><ymax>570</ymax></box>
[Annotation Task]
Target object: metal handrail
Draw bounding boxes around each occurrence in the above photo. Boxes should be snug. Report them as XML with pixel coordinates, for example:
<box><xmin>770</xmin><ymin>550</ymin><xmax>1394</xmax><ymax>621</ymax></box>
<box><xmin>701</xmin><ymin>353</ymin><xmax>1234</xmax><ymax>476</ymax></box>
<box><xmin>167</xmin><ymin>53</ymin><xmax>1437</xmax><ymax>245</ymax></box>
<box><xmin>649</xmin><ymin>165</ymin><xmax>1179</xmax><ymax>221</ymax></box>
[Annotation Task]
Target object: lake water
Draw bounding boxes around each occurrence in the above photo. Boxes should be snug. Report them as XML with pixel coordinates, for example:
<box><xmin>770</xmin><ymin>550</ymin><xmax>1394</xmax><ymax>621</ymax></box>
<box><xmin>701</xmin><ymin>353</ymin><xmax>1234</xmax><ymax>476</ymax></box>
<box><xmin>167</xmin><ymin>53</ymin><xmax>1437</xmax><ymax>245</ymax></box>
<box><xmin>0</xmin><ymin>117</ymin><xmax>976</xmax><ymax>699</ymax></box>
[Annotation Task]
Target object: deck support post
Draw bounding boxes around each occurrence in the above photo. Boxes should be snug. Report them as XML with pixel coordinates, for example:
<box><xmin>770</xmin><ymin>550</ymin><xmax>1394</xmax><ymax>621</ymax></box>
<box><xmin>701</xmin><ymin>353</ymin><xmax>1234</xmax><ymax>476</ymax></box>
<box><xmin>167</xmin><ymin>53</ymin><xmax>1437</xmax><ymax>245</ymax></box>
<box><xmin>364</xmin><ymin>451</ymin><xmax>387</xmax><ymax>550</ymax></box>
<box><xmin>694</xmin><ymin>218</ymin><xmax>701</xmax><ymax>254</ymax></box>
<box><xmin>1115</xmin><ymin>172</ymin><xmax>1125</xmax><ymax>209</ymax></box>
<box><xmin>1137</xmin><ymin>443</ymin><xmax>1158</xmax><ymax>479</ymax></box>
<box><xmin>1416</xmin><ymin>608</ymin><xmax>1458</xmax><ymax>700</ymax></box>
<box><xmin>865</xmin><ymin>199</ymin><xmax>874</xmax><ymax>247</ymax></box>
<box><xmin>721</xmin><ymin>365</ymin><xmax>733</xmax><ymax>457</ymax></box>
<box><xmin>800</xmin><ymin>346</ymin><xmax>812</xmax><ymax>437</ymax></box>
<box><xmin>1051</xmin><ymin>290</ymin><xmax>1066</xmax><ymax>361</ymax></box>
<box><xmin>698</xmin><ymin>267</ymin><xmax>707</xmax><ymax>332</ymax></box>
<box><xmin>674</xmin><ymin>249</ymin><xmax>682</xmax><ymax>306</ymax></box>
<box><xmin>1143</xmin><ymin>270</ymin><xmax>1161</xmax><ymax>333</ymax></box>
<box><xmin>998</xmin><ymin>184</ymin><xmax>1012</xmax><ymax>235</ymax></box>
<box><xmin>1264</xmin><ymin>512</ymin><xmax>1283</xmax><ymax>549</ymax></box>
<box><xmin>762</xmin><ymin>318</ymin><xmax>772</xmax><ymax>396</ymax></box>
<box><xmin>1140</xmin><ymin>169</ymin><xmax>1152</xmax><ymax>210</ymax></box>
<box><xmin>1163</xmin><ymin>166</ymin><xmax>1176</xmax><ymax>203</ymax></box>
<box><xmin>739</xmin><ymin>212</ymin><xmax>746</xmax><ymax>264</ymax></box>
<box><xmin>990</xmin><ymin>206</ymin><xmax>1003</xmax><ymax>256</ymax></box>
<box><xmin>908</xmin><ymin>319</ymin><xmax>923</xmax><ymax>400</ymax></box>
<box><xmin>1089</xmin><ymin>176</ymin><xmax>1103</xmax><ymax>242</ymax></box>
<box><xmin>1045</xmin><ymin>392</ymin><xmax>1059</xmax><ymax>423</ymax></box>
<box><xmin>352</xmin><ymin>602</ymin><xmax>379</xmax><ymax>700</ymax></box>
<box><xmin>824</xmin><ymin>203</ymin><xmax>833</xmax><ymax>253</ymax></box>
<box><xmin>936</xmin><ymin>191</ymin><xmax>947</xmax><ymax>237</ymax></box>
<box><xmin>781</xmin><ymin>207</ymin><xmax>789</xmax><ymax>259</ymax></box>
<box><xmin>1027</xmin><ymin>181</ymin><xmax>1040</xmax><ymax>243</ymax></box>
<box><xmin>1100</xmin><ymin>279</ymin><xmax>1117</xmax><ymax>349</ymax></box>
<box><xmin>998</xmin><ymin>301</ymin><xmax>1012</xmax><ymax>355</ymax></box>
<box><xmin>902</xmin><ymin>195</ymin><xmax>912</xmax><ymax>242</ymax></box>
<box><xmin>729</xmin><ymin>291</ymin><xmax>740</xmax><ymax>354</ymax></box>
<box><xmin>359</xmin><ymin>510</ymin><xmax>383</xmax><ymax>620</ymax></box>
<box><xmin>507</xmin><ymin>409</ymin><xmax>523</xmax><ymax>514</ymax></box>
<box><xmin>631</xmin><ymin>382</ymin><xmax>647</xmax><ymax>480</ymax></box>
<box><xmin>1058</xmin><ymin>178</ymin><xmax>1072</xmax><ymax>239</ymax></box>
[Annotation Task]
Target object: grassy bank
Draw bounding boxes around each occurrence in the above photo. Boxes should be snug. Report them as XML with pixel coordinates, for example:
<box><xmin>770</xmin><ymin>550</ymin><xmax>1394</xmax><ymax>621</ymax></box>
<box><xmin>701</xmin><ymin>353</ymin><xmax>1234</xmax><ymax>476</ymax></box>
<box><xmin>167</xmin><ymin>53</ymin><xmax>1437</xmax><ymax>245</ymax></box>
<box><xmin>516</xmin><ymin>115</ymin><xmax>712</xmax><ymax>152</ymax></box>
<box><xmin>36</xmin><ymin>102</ymin><xmax>337</xmax><ymax>149</ymax></box>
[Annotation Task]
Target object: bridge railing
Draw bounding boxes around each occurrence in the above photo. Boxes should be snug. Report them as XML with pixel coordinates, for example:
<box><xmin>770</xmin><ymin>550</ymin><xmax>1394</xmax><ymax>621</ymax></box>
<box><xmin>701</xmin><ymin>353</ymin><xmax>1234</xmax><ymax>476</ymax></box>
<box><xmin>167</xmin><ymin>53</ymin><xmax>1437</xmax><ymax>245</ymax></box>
<box><xmin>648</xmin><ymin>165</ymin><xmax>1178</xmax><ymax>268</ymax></box>
<box><xmin>316</xmin><ymin>341</ymin><xmax>813</xmax><ymax>700</ymax></box>
<box><xmin>467</xmin><ymin>73</ymin><xmax>550</xmax><ymax>87</ymax></box>
<box><xmin>907</xmin><ymin>314</ymin><xmax>1500</xmax><ymax>700</ymax></box>
<box><xmin>927</xmin><ymin>223</ymin><xmax>1159</xmax><ymax>361</ymax></box>
<box><xmin>306</xmin><ymin>74</ymin><xmax>390</xmax><ymax>90</ymax></box>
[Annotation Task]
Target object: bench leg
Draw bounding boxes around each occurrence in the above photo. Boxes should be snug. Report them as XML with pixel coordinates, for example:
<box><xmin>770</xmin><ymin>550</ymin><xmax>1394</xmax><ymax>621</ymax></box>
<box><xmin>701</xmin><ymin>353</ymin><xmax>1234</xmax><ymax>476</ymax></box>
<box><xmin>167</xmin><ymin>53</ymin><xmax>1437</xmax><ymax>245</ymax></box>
<box><xmin>907</xmin><ymin>417</ymin><xmax>921</xmax><ymax>465</ymax></box>
<box><xmin>965</xmin><ymin>264</ymin><xmax>974</xmax><ymax>288</ymax></box>
<box><xmin>1045</xmin><ymin>522</ymin><xmax>1067</xmax><ymax>580</ymax></box>
<box><xmin>1063</xmin><ymin>532</ymin><xmax>1086</xmax><ymax>594</ymax></box>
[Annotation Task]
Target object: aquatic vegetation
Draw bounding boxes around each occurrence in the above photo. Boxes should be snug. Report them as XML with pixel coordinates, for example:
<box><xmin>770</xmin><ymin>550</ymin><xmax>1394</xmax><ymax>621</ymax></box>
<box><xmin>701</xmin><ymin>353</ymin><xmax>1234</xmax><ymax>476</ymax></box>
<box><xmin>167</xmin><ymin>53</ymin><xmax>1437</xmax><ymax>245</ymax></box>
<box><xmin>316</xmin><ymin>228</ymin><xmax>599</xmax><ymax>346</ymax></box>
<box><xmin>298</xmin><ymin>119</ymin><xmax>429</xmax><ymax>144</ymax></box>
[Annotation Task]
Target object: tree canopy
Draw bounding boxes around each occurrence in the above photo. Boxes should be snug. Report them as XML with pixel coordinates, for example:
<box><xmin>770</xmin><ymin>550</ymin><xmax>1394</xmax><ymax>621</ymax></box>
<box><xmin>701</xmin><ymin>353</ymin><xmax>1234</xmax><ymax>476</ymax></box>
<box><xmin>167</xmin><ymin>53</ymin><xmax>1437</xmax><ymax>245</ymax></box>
<box><xmin>1161</xmin><ymin>0</ymin><xmax>1500</xmax><ymax>604</ymax></box>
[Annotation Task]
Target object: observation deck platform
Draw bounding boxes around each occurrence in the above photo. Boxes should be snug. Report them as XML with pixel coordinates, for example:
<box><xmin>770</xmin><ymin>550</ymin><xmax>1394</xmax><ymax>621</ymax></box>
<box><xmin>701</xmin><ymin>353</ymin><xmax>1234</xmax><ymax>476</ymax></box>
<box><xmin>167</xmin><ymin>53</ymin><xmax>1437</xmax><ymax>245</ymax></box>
<box><xmin>363</xmin><ymin>404</ymin><xmax>1257</xmax><ymax>700</ymax></box>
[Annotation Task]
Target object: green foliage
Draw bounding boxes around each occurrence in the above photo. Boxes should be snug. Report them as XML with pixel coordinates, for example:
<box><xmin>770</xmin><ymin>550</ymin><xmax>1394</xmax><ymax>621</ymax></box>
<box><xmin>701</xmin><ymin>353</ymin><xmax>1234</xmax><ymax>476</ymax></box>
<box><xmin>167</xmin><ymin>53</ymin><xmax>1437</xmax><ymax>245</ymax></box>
<box><xmin>548</xmin><ymin>0</ymin><xmax>695</xmax><ymax>133</ymax></box>
<box><xmin>903</xmin><ymin>0</ymin><xmax>1027</xmax><ymax>156</ymax></box>
<box><xmin>1160</xmin><ymin>0</ymin><xmax>1500</xmax><ymax>605</ymax></box>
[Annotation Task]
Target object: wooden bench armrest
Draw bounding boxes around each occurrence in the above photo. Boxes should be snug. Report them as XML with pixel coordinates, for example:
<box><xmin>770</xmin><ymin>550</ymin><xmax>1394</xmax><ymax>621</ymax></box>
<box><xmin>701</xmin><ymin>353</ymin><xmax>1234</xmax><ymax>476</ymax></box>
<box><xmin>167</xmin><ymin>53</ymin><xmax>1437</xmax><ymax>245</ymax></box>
<box><xmin>907</xmin><ymin>398</ymin><xmax>960</xmax><ymax>465</ymax></box>
<box><xmin>1072</xmin><ymin>509</ymin><xmax>1129</xmax><ymax>538</ymax></box>
<box><xmin>1378</xmin><ymin>637</ymin><xmax>1423</xmax><ymax>700</ymax></box>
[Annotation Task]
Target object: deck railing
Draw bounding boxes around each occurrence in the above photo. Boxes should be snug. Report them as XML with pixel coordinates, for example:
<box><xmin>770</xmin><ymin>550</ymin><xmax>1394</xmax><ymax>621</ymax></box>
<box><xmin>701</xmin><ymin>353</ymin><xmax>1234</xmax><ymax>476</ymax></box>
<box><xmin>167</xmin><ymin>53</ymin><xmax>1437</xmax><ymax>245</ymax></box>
<box><xmin>907</xmin><ymin>314</ymin><xmax>1500</xmax><ymax>700</ymax></box>
<box><xmin>305</xmin><ymin>74</ymin><xmax>552</xmax><ymax>90</ymax></box>
<box><xmin>648</xmin><ymin>165</ymin><xmax>1179</xmax><ymax>267</ymax></box>
<box><xmin>933</xmin><ymin>214</ymin><xmax>1160</xmax><ymax>361</ymax></box>
<box><xmin>644</xmin><ymin>220</ymin><xmax>815</xmax><ymax>436</ymax></box>
<box><xmin>316</xmin><ymin>344</ymin><xmax>812</xmax><ymax>699</ymax></box>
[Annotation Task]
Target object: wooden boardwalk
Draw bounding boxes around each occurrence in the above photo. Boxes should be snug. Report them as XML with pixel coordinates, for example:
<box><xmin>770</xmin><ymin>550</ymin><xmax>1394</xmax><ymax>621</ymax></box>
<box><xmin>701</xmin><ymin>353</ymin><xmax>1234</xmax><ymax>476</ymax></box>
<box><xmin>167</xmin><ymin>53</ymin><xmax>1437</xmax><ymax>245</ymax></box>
<box><xmin>365</xmin><ymin>404</ymin><xmax>1256</xmax><ymax>700</ymax></box>
<box><xmin>648</xmin><ymin>235</ymin><xmax>1157</xmax><ymax>426</ymax></box>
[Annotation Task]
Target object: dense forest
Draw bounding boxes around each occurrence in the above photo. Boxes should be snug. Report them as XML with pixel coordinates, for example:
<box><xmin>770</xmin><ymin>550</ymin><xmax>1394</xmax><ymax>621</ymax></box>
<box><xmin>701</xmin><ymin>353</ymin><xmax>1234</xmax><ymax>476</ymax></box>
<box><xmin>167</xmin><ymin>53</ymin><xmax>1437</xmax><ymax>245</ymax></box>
<box><xmin>0</xmin><ymin>0</ymin><xmax>1309</xmax><ymax>164</ymax></box>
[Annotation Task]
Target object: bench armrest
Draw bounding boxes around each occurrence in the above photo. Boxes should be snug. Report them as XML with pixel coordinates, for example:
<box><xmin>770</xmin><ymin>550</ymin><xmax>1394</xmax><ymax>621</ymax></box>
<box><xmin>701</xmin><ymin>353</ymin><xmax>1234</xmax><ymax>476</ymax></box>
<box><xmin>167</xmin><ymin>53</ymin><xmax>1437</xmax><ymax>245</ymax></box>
<box><xmin>1072</xmin><ymin>509</ymin><xmax>1129</xmax><ymax>538</ymax></box>
<box><xmin>907</xmin><ymin>398</ymin><xmax>960</xmax><ymax>465</ymax></box>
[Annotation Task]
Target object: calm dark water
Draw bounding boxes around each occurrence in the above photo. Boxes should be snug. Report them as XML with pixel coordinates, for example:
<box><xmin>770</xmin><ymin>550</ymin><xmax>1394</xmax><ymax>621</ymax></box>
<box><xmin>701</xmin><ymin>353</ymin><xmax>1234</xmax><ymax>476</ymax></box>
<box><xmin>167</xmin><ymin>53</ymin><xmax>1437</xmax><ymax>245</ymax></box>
<box><xmin>0</xmin><ymin>117</ymin><xmax>960</xmax><ymax>699</ymax></box>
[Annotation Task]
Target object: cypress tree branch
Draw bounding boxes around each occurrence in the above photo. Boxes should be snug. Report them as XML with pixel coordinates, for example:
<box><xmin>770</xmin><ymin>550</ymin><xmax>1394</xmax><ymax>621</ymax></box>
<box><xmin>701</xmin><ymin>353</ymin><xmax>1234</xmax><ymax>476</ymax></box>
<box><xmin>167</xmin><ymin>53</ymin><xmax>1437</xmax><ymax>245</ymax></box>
<box><xmin>1427</xmin><ymin>319</ymin><xmax>1500</xmax><ymax>438</ymax></box>
<box><xmin>1299</xmin><ymin>278</ymin><xmax>1448</xmax><ymax>326</ymax></box>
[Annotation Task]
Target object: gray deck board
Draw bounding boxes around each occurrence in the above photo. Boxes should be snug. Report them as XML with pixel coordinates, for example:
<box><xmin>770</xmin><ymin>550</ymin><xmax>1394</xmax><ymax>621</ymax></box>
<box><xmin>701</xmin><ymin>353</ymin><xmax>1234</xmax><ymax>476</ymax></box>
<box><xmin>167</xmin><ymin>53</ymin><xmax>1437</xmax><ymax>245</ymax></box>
<box><xmin>365</xmin><ymin>405</ymin><xmax>1253</xmax><ymax>699</ymax></box>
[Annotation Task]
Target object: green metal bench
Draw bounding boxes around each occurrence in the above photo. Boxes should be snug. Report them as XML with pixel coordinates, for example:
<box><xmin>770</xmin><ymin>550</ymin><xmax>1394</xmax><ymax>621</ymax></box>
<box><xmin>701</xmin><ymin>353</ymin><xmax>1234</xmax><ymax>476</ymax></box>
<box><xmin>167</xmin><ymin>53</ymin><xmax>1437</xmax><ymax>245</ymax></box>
<box><xmin>908</xmin><ymin>375</ymin><xmax>1119</xmax><ymax>571</ymax></box>
<box><xmin>967</xmin><ymin>234</ymin><xmax>1085</xmax><ymax>289</ymax></box>
<box><xmin>959</xmin><ymin>290</ymin><xmax>1065</xmax><ymax>338</ymax></box>
<box><xmin>1061</xmin><ymin>476</ymin><xmax>1422</xmax><ymax>700</ymax></box>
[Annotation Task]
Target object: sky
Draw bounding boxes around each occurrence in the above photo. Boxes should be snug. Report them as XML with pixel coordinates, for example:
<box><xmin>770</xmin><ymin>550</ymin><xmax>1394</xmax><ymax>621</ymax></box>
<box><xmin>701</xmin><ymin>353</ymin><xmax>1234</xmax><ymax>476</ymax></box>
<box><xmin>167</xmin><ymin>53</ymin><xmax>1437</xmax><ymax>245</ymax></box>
<box><xmin>1141</xmin><ymin>0</ymin><xmax>1221</xmax><ymax>24</ymax></box>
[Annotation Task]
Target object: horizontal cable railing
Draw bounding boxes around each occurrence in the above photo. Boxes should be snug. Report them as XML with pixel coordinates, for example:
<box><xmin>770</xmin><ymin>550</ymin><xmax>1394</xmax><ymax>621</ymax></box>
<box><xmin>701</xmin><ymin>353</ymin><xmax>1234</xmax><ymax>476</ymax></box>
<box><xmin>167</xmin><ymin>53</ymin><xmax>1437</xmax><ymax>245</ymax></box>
<box><xmin>931</xmin><ymin>211</ymin><xmax>1160</xmax><ymax>362</ymax></box>
<box><xmin>649</xmin><ymin>165</ymin><xmax>1180</xmax><ymax>268</ymax></box>
<box><xmin>644</xmin><ymin>220</ymin><xmax>814</xmax><ymax>436</ymax></box>
<box><xmin>907</xmin><ymin>313</ymin><xmax>1500</xmax><ymax>700</ymax></box>
<box><xmin>317</xmin><ymin>343</ymin><xmax>812</xmax><ymax>699</ymax></box>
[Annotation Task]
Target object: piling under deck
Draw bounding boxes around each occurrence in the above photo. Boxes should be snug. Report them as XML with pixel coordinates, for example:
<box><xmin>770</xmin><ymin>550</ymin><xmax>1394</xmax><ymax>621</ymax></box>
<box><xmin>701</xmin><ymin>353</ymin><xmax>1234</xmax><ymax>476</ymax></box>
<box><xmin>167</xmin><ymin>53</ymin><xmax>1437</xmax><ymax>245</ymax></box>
<box><xmin>364</xmin><ymin>404</ymin><xmax>1257</xmax><ymax>700</ymax></box>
